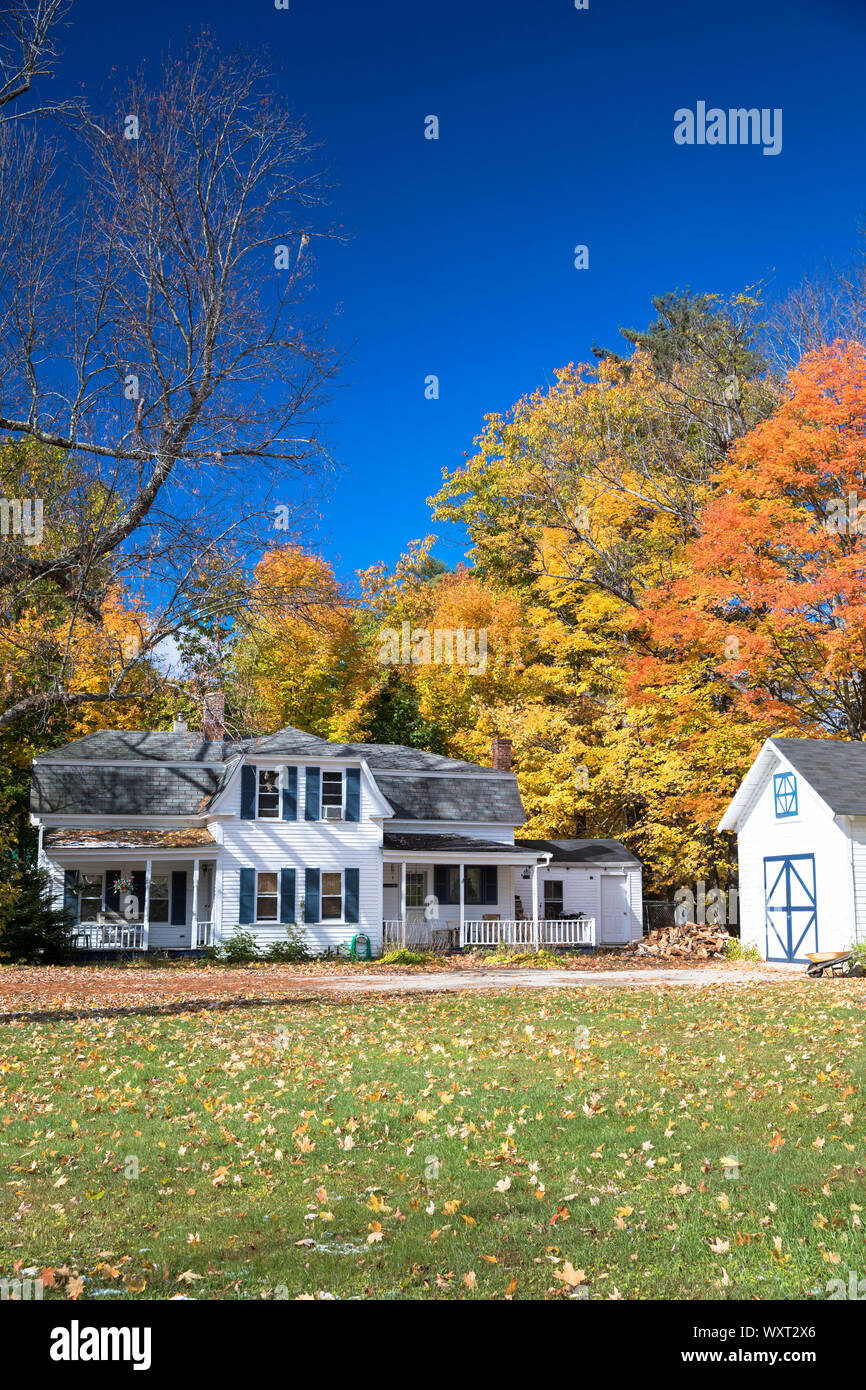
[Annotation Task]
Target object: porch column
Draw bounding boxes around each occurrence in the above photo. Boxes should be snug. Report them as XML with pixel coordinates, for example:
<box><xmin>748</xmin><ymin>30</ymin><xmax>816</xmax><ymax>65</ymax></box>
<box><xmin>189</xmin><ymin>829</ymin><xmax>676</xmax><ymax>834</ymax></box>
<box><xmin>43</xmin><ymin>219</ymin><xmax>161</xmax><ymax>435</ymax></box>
<box><xmin>192</xmin><ymin>858</ymin><xmax>199</xmax><ymax>948</ymax></box>
<box><xmin>142</xmin><ymin>859</ymin><xmax>152</xmax><ymax>952</ymax></box>
<box><xmin>400</xmin><ymin>861</ymin><xmax>407</xmax><ymax>946</ymax></box>
<box><xmin>459</xmin><ymin>862</ymin><xmax>465</xmax><ymax>948</ymax></box>
<box><xmin>214</xmin><ymin>857</ymin><xmax>224</xmax><ymax>944</ymax></box>
<box><xmin>531</xmin><ymin>861</ymin><xmax>540</xmax><ymax>949</ymax></box>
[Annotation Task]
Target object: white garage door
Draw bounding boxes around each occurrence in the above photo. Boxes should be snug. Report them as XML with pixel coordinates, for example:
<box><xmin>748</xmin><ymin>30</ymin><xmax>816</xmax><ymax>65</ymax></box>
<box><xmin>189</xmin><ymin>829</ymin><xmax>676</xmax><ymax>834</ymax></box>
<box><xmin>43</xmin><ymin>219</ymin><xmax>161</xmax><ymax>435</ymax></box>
<box><xmin>601</xmin><ymin>873</ymin><xmax>630</xmax><ymax>943</ymax></box>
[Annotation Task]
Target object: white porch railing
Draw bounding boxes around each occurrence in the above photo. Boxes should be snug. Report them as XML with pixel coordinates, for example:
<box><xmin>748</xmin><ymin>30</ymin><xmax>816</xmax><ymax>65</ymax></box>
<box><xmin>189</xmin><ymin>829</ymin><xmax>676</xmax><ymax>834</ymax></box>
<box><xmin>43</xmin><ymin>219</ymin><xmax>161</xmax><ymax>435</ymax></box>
<box><xmin>195</xmin><ymin>920</ymin><xmax>214</xmax><ymax>947</ymax></box>
<box><xmin>74</xmin><ymin>921</ymin><xmax>145</xmax><ymax>950</ymax></box>
<box><xmin>462</xmin><ymin>918</ymin><xmax>596</xmax><ymax>949</ymax></box>
<box><xmin>383</xmin><ymin>918</ymin><xmax>447</xmax><ymax>949</ymax></box>
<box><xmin>383</xmin><ymin>917</ymin><xmax>597</xmax><ymax>951</ymax></box>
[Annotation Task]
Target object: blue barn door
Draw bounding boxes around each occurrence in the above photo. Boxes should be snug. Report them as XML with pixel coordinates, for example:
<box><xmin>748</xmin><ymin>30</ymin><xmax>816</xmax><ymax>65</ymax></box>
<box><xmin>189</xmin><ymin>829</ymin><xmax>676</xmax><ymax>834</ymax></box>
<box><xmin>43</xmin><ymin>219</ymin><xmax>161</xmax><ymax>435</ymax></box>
<box><xmin>763</xmin><ymin>854</ymin><xmax>818</xmax><ymax>962</ymax></box>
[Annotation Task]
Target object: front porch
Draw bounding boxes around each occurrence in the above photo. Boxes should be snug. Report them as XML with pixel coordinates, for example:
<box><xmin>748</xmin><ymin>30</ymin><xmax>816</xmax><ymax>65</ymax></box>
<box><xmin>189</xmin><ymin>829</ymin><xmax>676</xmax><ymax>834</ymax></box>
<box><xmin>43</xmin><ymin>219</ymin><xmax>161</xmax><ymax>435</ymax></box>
<box><xmin>44</xmin><ymin>829</ymin><xmax>221</xmax><ymax>951</ymax></box>
<box><xmin>381</xmin><ymin>835</ymin><xmax>595</xmax><ymax>953</ymax></box>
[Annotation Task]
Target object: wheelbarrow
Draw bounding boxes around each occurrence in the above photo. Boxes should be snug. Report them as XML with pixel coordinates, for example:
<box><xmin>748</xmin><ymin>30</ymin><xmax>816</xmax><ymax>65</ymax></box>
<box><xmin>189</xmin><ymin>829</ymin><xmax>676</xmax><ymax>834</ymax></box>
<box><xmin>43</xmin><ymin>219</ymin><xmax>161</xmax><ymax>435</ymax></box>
<box><xmin>805</xmin><ymin>951</ymin><xmax>858</xmax><ymax>978</ymax></box>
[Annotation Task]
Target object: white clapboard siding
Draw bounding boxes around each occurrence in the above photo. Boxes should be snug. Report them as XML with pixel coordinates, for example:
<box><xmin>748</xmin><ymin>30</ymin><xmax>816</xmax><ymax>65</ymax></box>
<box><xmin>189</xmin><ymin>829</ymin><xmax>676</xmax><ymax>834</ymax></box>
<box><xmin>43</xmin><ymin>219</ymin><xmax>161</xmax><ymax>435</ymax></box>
<box><xmin>217</xmin><ymin>756</ymin><xmax>383</xmax><ymax>954</ymax></box>
<box><xmin>848</xmin><ymin>818</ymin><xmax>866</xmax><ymax>944</ymax></box>
<box><xmin>514</xmin><ymin>864</ymin><xmax>643</xmax><ymax>945</ymax></box>
<box><xmin>735</xmin><ymin>763</ymin><xmax>853</xmax><ymax>957</ymax></box>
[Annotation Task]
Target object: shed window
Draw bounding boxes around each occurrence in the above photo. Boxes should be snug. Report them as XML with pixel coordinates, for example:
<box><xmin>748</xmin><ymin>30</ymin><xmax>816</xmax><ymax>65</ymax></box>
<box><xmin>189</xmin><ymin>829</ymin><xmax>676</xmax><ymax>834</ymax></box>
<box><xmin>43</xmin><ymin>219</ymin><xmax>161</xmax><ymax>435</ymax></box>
<box><xmin>773</xmin><ymin>772</ymin><xmax>798</xmax><ymax>818</ymax></box>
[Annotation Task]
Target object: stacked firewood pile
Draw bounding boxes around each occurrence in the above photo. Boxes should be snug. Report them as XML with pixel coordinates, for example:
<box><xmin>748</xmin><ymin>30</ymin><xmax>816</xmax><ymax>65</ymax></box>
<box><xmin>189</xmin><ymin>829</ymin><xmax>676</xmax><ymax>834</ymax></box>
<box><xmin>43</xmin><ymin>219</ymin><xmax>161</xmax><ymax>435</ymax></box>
<box><xmin>624</xmin><ymin>922</ymin><xmax>733</xmax><ymax>960</ymax></box>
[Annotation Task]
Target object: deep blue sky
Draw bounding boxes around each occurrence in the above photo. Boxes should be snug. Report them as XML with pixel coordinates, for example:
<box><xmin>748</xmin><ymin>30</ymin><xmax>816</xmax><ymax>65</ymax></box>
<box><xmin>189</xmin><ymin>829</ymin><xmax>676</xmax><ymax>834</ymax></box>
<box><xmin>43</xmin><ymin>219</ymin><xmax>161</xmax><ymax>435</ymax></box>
<box><xmin>56</xmin><ymin>0</ymin><xmax>866</xmax><ymax>586</ymax></box>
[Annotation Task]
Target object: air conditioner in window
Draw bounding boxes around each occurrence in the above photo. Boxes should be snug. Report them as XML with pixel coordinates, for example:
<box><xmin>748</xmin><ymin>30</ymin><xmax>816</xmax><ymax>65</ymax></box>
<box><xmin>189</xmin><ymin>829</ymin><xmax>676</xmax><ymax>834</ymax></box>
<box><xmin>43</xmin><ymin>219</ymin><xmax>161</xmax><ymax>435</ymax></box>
<box><xmin>323</xmin><ymin>805</ymin><xmax>344</xmax><ymax>821</ymax></box>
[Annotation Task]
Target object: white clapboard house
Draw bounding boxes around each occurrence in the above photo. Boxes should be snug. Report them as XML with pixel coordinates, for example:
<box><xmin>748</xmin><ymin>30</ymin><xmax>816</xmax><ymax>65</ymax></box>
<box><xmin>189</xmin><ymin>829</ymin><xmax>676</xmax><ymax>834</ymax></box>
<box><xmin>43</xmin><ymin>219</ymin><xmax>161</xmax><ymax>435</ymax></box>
<box><xmin>719</xmin><ymin>736</ymin><xmax>866</xmax><ymax>962</ymax></box>
<box><xmin>31</xmin><ymin>700</ymin><xmax>643</xmax><ymax>956</ymax></box>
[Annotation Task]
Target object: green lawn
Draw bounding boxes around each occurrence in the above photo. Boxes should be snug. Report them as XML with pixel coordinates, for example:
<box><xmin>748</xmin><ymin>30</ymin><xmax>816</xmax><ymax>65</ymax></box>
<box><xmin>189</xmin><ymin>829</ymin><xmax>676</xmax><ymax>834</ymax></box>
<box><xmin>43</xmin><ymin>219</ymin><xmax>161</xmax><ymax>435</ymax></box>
<box><xmin>1</xmin><ymin>983</ymin><xmax>864</xmax><ymax>1300</ymax></box>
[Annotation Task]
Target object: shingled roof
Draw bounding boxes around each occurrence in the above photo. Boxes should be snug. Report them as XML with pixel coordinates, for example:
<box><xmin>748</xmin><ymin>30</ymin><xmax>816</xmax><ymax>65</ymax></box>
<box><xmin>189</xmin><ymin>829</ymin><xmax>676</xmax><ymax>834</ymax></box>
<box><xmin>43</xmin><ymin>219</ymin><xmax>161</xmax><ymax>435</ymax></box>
<box><xmin>32</xmin><ymin>725</ymin><xmax>524</xmax><ymax>824</ymax></box>
<box><xmin>383</xmin><ymin>832</ymin><xmax>534</xmax><ymax>854</ymax></box>
<box><xmin>374</xmin><ymin>773</ymin><xmax>524</xmax><ymax>824</ymax></box>
<box><xmin>33</xmin><ymin>731</ymin><xmax>238</xmax><ymax>763</ymax></box>
<box><xmin>764</xmin><ymin>738</ymin><xmax>866</xmax><ymax>816</ymax></box>
<box><xmin>31</xmin><ymin>763</ymin><xmax>222</xmax><ymax>816</ymax></box>
<box><xmin>515</xmin><ymin>838</ymin><xmax>640</xmax><ymax>866</ymax></box>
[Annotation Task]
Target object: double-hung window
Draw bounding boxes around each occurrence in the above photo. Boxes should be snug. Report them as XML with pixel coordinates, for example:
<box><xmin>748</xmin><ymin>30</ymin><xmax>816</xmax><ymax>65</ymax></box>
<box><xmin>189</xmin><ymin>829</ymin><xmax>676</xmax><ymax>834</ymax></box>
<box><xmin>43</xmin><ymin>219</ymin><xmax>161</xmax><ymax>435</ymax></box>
<box><xmin>79</xmin><ymin>872</ymin><xmax>103</xmax><ymax>921</ymax></box>
<box><xmin>321</xmin><ymin>771</ymin><xmax>343</xmax><ymax>817</ymax></box>
<box><xmin>406</xmin><ymin>870</ymin><xmax>426</xmax><ymax>908</ymax></box>
<box><xmin>257</xmin><ymin>769</ymin><xmax>280</xmax><ymax>818</ymax></box>
<box><xmin>149</xmin><ymin>875</ymin><xmax>170</xmax><ymax>923</ymax></box>
<box><xmin>321</xmin><ymin>872</ymin><xmax>343</xmax><ymax>919</ymax></box>
<box><xmin>256</xmin><ymin>872</ymin><xmax>279</xmax><ymax>921</ymax></box>
<box><xmin>465</xmin><ymin>865</ymin><xmax>498</xmax><ymax>906</ymax></box>
<box><xmin>543</xmin><ymin>880</ymin><xmax>565</xmax><ymax>918</ymax></box>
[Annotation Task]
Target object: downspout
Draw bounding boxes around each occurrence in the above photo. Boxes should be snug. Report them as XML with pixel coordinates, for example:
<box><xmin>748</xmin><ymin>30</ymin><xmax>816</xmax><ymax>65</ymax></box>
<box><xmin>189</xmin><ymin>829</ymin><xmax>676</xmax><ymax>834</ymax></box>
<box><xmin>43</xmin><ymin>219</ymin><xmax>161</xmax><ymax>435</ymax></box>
<box><xmin>531</xmin><ymin>852</ymin><xmax>552</xmax><ymax>948</ymax></box>
<box><xmin>849</xmin><ymin>817</ymin><xmax>860</xmax><ymax>945</ymax></box>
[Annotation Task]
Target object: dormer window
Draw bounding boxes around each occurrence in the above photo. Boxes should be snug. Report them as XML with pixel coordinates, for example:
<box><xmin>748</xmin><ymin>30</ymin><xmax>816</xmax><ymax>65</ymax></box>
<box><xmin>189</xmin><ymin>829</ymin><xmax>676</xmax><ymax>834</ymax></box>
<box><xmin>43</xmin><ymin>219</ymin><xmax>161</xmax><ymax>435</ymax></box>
<box><xmin>258</xmin><ymin>769</ymin><xmax>280</xmax><ymax>819</ymax></box>
<box><xmin>773</xmin><ymin>771</ymin><xmax>797</xmax><ymax>818</ymax></box>
<box><xmin>321</xmin><ymin>770</ymin><xmax>343</xmax><ymax>820</ymax></box>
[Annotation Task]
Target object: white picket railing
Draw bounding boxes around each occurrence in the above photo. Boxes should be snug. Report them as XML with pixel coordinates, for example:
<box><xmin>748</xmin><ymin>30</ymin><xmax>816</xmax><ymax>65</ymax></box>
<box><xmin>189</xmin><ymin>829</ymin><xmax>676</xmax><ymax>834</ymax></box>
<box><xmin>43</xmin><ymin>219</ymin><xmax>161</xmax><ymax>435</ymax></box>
<box><xmin>383</xmin><ymin>917</ymin><xmax>597</xmax><ymax>951</ymax></box>
<box><xmin>383</xmin><ymin>918</ymin><xmax>448</xmax><ymax>949</ymax></box>
<box><xmin>195</xmin><ymin>920</ymin><xmax>214</xmax><ymax>947</ymax></box>
<box><xmin>75</xmin><ymin>921</ymin><xmax>145</xmax><ymax>950</ymax></box>
<box><xmin>542</xmin><ymin>917</ymin><xmax>596</xmax><ymax>947</ymax></box>
<box><xmin>462</xmin><ymin>918</ymin><xmax>596</xmax><ymax>949</ymax></box>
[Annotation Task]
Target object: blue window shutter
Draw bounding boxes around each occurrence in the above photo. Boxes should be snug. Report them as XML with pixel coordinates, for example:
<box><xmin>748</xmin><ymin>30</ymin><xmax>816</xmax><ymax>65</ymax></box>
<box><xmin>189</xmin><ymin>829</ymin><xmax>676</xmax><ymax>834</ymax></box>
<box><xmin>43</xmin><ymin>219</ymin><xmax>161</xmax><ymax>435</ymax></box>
<box><xmin>282</xmin><ymin>766</ymin><xmax>298</xmax><ymax>821</ymax></box>
<box><xmin>170</xmin><ymin>871</ymin><xmax>187</xmax><ymax>925</ymax></box>
<box><xmin>280</xmin><ymin>867</ymin><xmax>296</xmax><ymax>923</ymax></box>
<box><xmin>345</xmin><ymin>867</ymin><xmax>360</xmax><ymax>923</ymax></box>
<box><xmin>482</xmin><ymin>866</ymin><xmax>498</xmax><ymax>905</ymax></box>
<box><xmin>105</xmin><ymin>873</ymin><xmax>120</xmax><ymax>913</ymax></box>
<box><xmin>305</xmin><ymin>767</ymin><xmax>320</xmax><ymax>820</ymax></box>
<box><xmin>131</xmin><ymin>871</ymin><xmax>146</xmax><ymax>917</ymax></box>
<box><xmin>238</xmin><ymin>868</ymin><xmax>255</xmax><ymax>925</ymax></box>
<box><xmin>345</xmin><ymin>767</ymin><xmax>361</xmax><ymax>822</ymax></box>
<box><xmin>305</xmin><ymin>867</ymin><xmax>320</xmax><ymax>922</ymax></box>
<box><xmin>240</xmin><ymin>764</ymin><xmax>256</xmax><ymax>819</ymax></box>
<box><xmin>63</xmin><ymin>870</ymin><xmax>79</xmax><ymax>919</ymax></box>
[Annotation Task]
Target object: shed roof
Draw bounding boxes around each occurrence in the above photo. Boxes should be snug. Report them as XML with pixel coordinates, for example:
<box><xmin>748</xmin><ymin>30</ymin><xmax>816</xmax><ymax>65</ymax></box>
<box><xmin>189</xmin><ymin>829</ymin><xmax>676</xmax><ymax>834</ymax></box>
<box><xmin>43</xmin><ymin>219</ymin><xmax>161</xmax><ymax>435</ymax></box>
<box><xmin>766</xmin><ymin>737</ymin><xmax>866</xmax><ymax>816</ymax></box>
<box><xmin>514</xmin><ymin>837</ymin><xmax>641</xmax><ymax>866</ymax></box>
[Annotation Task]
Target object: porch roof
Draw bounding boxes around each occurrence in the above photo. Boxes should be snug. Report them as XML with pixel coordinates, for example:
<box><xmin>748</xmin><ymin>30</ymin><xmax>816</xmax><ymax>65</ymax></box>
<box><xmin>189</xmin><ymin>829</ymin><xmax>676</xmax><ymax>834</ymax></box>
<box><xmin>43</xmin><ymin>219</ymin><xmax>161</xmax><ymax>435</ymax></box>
<box><xmin>43</xmin><ymin>827</ymin><xmax>217</xmax><ymax>851</ymax></box>
<box><xmin>383</xmin><ymin>832</ymin><xmax>538</xmax><ymax>857</ymax></box>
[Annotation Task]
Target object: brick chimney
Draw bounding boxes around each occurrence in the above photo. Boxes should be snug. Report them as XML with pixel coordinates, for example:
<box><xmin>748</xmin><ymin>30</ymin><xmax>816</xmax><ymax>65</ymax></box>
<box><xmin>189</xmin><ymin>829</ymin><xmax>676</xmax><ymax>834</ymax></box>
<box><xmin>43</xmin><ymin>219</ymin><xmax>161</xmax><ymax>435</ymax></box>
<box><xmin>203</xmin><ymin>690</ymin><xmax>226</xmax><ymax>742</ymax></box>
<box><xmin>491</xmin><ymin>737</ymin><xmax>512</xmax><ymax>771</ymax></box>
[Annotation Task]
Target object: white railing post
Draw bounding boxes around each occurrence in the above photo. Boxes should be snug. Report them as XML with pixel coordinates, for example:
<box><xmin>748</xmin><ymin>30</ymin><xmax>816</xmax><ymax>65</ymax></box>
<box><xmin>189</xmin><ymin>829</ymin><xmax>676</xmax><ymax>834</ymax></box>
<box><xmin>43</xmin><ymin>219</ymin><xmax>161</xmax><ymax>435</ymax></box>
<box><xmin>214</xmin><ymin>857</ymin><xmax>223</xmax><ymax>945</ymax></box>
<box><xmin>400</xmin><ymin>862</ymin><xmax>407</xmax><ymax>947</ymax></box>
<box><xmin>142</xmin><ymin>859</ymin><xmax>152</xmax><ymax>952</ymax></box>
<box><xmin>531</xmin><ymin>864</ymin><xmax>540</xmax><ymax>949</ymax></box>
<box><xmin>191</xmin><ymin>858</ymin><xmax>199</xmax><ymax>949</ymax></box>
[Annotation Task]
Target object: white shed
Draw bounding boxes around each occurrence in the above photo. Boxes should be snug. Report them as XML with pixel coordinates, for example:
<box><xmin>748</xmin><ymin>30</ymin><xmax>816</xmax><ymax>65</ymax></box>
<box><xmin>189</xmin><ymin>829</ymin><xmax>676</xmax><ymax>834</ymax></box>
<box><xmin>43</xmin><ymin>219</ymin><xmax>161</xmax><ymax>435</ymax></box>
<box><xmin>718</xmin><ymin>737</ymin><xmax>866</xmax><ymax>962</ymax></box>
<box><xmin>513</xmin><ymin>838</ymin><xmax>643</xmax><ymax>946</ymax></box>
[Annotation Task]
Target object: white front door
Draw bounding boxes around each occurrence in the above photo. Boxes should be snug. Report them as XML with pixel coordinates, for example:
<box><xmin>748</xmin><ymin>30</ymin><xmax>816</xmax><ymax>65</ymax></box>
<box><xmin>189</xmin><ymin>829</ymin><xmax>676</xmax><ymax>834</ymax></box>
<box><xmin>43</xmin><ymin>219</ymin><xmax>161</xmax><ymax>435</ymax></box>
<box><xmin>601</xmin><ymin>874</ymin><xmax>630</xmax><ymax>943</ymax></box>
